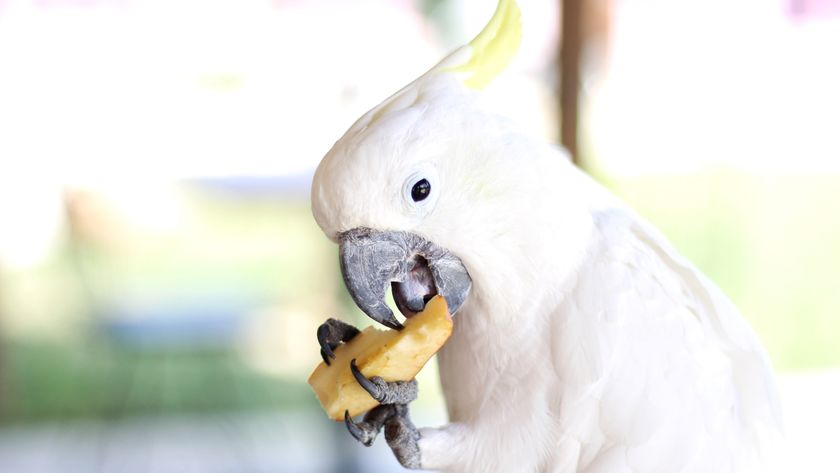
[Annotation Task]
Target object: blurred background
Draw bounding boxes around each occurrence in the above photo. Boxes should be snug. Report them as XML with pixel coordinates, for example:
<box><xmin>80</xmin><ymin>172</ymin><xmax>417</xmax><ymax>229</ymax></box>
<box><xmin>0</xmin><ymin>0</ymin><xmax>839</xmax><ymax>471</ymax></box>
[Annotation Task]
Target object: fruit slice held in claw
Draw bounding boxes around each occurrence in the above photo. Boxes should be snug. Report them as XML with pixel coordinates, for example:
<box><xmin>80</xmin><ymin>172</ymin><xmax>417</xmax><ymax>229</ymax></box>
<box><xmin>308</xmin><ymin>295</ymin><xmax>453</xmax><ymax>421</ymax></box>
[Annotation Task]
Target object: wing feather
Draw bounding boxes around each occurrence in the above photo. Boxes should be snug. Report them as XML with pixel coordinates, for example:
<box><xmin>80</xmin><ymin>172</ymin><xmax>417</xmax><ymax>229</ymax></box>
<box><xmin>552</xmin><ymin>205</ymin><xmax>782</xmax><ymax>473</ymax></box>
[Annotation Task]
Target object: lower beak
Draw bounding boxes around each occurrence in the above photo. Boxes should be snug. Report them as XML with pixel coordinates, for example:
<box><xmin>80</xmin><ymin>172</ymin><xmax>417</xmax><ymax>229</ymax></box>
<box><xmin>338</xmin><ymin>228</ymin><xmax>472</xmax><ymax>330</ymax></box>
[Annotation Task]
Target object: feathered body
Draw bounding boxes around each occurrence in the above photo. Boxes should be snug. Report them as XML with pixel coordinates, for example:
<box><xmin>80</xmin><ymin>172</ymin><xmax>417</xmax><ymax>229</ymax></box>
<box><xmin>428</xmin><ymin>155</ymin><xmax>782</xmax><ymax>472</ymax></box>
<box><xmin>310</xmin><ymin>1</ymin><xmax>782</xmax><ymax>471</ymax></box>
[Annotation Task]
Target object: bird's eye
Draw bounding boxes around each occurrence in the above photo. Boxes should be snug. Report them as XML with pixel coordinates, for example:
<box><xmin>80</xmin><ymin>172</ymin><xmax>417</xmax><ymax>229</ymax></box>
<box><xmin>402</xmin><ymin>168</ymin><xmax>438</xmax><ymax>215</ymax></box>
<box><xmin>411</xmin><ymin>179</ymin><xmax>431</xmax><ymax>202</ymax></box>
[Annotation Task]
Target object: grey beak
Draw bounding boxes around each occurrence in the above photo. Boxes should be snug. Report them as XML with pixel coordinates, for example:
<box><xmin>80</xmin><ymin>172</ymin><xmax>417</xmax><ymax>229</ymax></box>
<box><xmin>338</xmin><ymin>228</ymin><xmax>472</xmax><ymax>330</ymax></box>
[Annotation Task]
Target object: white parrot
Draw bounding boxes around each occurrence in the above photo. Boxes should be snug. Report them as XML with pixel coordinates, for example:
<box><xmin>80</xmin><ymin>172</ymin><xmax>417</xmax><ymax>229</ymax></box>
<box><xmin>310</xmin><ymin>1</ymin><xmax>783</xmax><ymax>471</ymax></box>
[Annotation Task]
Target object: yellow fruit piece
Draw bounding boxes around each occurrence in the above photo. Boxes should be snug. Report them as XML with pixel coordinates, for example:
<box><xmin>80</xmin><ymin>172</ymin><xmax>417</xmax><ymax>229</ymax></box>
<box><xmin>308</xmin><ymin>295</ymin><xmax>453</xmax><ymax>421</ymax></box>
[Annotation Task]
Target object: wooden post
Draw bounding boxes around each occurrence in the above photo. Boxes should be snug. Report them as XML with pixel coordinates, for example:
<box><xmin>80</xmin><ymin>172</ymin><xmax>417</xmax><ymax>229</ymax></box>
<box><xmin>559</xmin><ymin>0</ymin><xmax>584</xmax><ymax>166</ymax></box>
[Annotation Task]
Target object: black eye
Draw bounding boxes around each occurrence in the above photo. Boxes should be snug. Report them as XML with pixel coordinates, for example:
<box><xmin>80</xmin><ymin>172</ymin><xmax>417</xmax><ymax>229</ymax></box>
<box><xmin>411</xmin><ymin>178</ymin><xmax>431</xmax><ymax>202</ymax></box>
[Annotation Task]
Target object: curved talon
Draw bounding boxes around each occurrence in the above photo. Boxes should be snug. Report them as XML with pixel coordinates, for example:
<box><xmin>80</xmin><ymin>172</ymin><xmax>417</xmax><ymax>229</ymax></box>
<box><xmin>320</xmin><ymin>349</ymin><xmax>332</xmax><ymax>366</ymax></box>
<box><xmin>344</xmin><ymin>410</ymin><xmax>373</xmax><ymax>446</ymax></box>
<box><xmin>317</xmin><ymin>323</ymin><xmax>336</xmax><ymax>362</ymax></box>
<box><xmin>350</xmin><ymin>358</ymin><xmax>382</xmax><ymax>401</ymax></box>
<box><xmin>317</xmin><ymin>318</ymin><xmax>361</xmax><ymax>366</ymax></box>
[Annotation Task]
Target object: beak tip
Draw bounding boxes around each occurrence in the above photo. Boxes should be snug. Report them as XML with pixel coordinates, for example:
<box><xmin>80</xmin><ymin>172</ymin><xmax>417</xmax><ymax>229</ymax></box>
<box><xmin>375</xmin><ymin>307</ymin><xmax>404</xmax><ymax>330</ymax></box>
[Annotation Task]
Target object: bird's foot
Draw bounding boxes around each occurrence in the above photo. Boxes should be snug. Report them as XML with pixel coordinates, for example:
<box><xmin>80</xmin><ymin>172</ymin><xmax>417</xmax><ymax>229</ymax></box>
<box><xmin>345</xmin><ymin>359</ymin><xmax>421</xmax><ymax>469</ymax></box>
<box><xmin>346</xmin><ymin>403</ymin><xmax>421</xmax><ymax>469</ymax></box>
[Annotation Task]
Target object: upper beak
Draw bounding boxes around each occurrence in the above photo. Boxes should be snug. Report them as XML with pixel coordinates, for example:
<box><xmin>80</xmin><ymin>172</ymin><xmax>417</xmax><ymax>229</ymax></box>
<box><xmin>338</xmin><ymin>227</ymin><xmax>472</xmax><ymax>330</ymax></box>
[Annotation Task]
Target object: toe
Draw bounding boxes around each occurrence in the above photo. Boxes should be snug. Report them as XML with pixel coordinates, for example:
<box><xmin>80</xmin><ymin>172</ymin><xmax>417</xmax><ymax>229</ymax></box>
<box><xmin>350</xmin><ymin>358</ymin><xmax>383</xmax><ymax>401</ymax></box>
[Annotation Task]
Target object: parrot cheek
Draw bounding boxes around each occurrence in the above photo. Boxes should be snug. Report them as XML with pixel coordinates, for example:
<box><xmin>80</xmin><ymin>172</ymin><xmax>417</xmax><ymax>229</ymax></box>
<box><xmin>338</xmin><ymin>228</ymin><xmax>472</xmax><ymax>329</ymax></box>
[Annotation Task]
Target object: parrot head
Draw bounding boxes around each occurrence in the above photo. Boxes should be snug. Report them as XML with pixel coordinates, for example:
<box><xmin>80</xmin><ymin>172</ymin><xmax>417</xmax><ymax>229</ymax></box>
<box><xmin>311</xmin><ymin>0</ymin><xmax>581</xmax><ymax>329</ymax></box>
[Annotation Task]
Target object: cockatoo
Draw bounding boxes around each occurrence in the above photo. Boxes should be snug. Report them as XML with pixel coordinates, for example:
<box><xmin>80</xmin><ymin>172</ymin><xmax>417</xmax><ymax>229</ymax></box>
<box><xmin>310</xmin><ymin>0</ymin><xmax>782</xmax><ymax>471</ymax></box>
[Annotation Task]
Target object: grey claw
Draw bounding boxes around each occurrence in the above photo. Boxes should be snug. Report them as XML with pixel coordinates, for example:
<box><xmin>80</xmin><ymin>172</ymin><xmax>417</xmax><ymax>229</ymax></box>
<box><xmin>320</xmin><ymin>349</ymin><xmax>332</xmax><ymax>366</ymax></box>
<box><xmin>317</xmin><ymin>324</ymin><xmax>336</xmax><ymax>362</ymax></box>
<box><xmin>350</xmin><ymin>358</ymin><xmax>382</xmax><ymax>400</ymax></box>
<box><xmin>350</xmin><ymin>359</ymin><xmax>419</xmax><ymax>405</ymax></box>
<box><xmin>317</xmin><ymin>318</ymin><xmax>361</xmax><ymax>366</ymax></box>
<box><xmin>344</xmin><ymin>405</ymin><xmax>395</xmax><ymax>447</ymax></box>
<box><xmin>345</xmin><ymin>410</ymin><xmax>373</xmax><ymax>447</ymax></box>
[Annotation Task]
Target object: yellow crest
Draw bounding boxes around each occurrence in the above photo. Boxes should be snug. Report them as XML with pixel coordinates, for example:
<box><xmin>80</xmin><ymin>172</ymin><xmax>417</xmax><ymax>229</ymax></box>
<box><xmin>448</xmin><ymin>0</ymin><xmax>522</xmax><ymax>90</ymax></box>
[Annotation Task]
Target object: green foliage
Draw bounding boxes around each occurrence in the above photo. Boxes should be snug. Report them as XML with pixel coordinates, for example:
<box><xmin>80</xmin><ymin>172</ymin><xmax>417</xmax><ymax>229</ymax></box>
<box><xmin>0</xmin><ymin>340</ymin><xmax>314</xmax><ymax>425</ymax></box>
